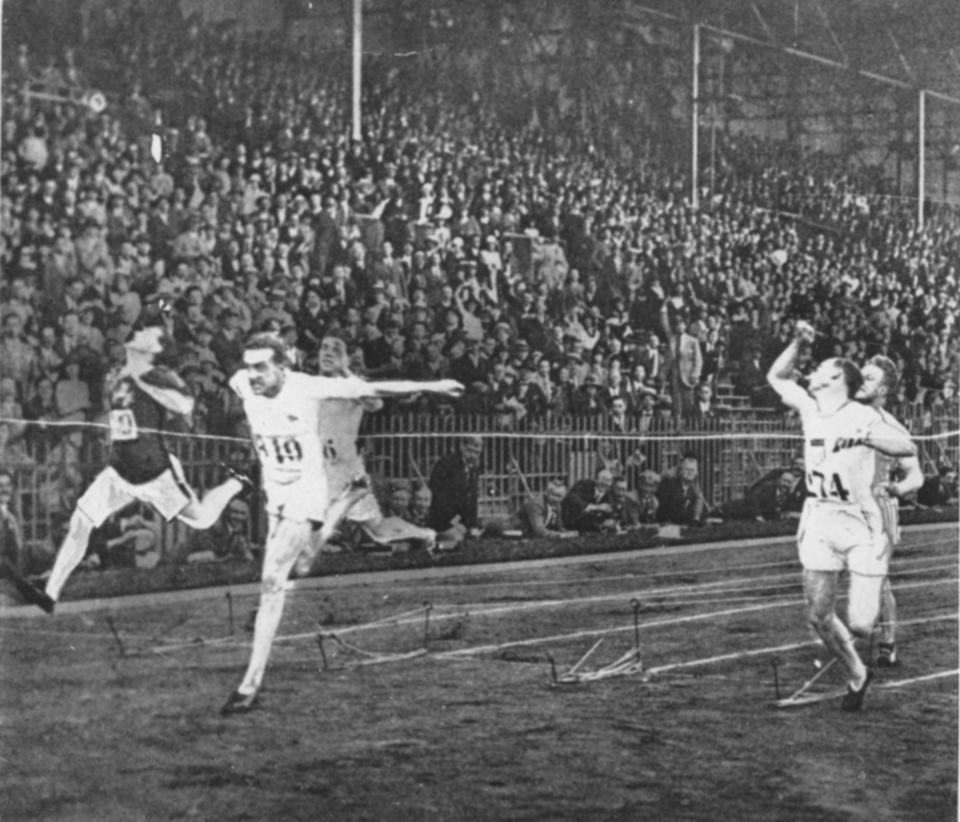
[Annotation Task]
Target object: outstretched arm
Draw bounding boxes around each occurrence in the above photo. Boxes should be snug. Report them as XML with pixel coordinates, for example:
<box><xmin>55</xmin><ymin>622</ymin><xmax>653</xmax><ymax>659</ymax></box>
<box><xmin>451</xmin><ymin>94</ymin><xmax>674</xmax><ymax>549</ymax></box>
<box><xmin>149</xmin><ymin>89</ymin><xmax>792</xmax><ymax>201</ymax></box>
<box><xmin>766</xmin><ymin>321</ymin><xmax>815</xmax><ymax>412</ymax></box>
<box><xmin>310</xmin><ymin>375</ymin><xmax>464</xmax><ymax>401</ymax></box>
<box><xmin>361</xmin><ymin>378</ymin><xmax>464</xmax><ymax>399</ymax></box>
<box><xmin>863</xmin><ymin>417</ymin><xmax>917</xmax><ymax>459</ymax></box>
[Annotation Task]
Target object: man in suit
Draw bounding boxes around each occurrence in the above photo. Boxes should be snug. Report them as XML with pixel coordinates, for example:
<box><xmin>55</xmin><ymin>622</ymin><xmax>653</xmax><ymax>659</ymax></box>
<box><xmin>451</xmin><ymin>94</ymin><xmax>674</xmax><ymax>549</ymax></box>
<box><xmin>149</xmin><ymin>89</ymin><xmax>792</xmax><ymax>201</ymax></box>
<box><xmin>514</xmin><ymin>480</ymin><xmax>577</xmax><ymax>538</ymax></box>
<box><xmin>607</xmin><ymin>476</ymin><xmax>644</xmax><ymax>530</ymax></box>
<box><xmin>428</xmin><ymin>436</ymin><xmax>483</xmax><ymax>543</ymax></box>
<box><xmin>664</xmin><ymin>315</ymin><xmax>702</xmax><ymax>415</ymax></box>
<box><xmin>657</xmin><ymin>455</ymin><xmax>707</xmax><ymax>526</ymax></box>
<box><xmin>561</xmin><ymin>468</ymin><xmax>615</xmax><ymax>532</ymax></box>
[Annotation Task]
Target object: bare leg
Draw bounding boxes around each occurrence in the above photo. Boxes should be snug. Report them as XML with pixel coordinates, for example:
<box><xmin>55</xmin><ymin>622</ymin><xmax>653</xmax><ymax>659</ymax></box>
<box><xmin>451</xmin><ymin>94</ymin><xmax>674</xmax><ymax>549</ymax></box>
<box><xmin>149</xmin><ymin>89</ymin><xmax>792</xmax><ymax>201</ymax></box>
<box><xmin>176</xmin><ymin>478</ymin><xmax>243</xmax><ymax>530</ymax></box>
<box><xmin>235</xmin><ymin>514</ymin><xmax>310</xmax><ymax>696</ymax></box>
<box><xmin>803</xmin><ymin>569</ymin><xmax>867</xmax><ymax>690</ymax></box>
<box><xmin>360</xmin><ymin>516</ymin><xmax>436</xmax><ymax>546</ymax></box>
<box><xmin>44</xmin><ymin>509</ymin><xmax>97</xmax><ymax>602</ymax></box>
<box><xmin>878</xmin><ymin>576</ymin><xmax>897</xmax><ymax>645</ymax></box>
<box><xmin>846</xmin><ymin>573</ymin><xmax>885</xmax><ymax>639</ymax></box>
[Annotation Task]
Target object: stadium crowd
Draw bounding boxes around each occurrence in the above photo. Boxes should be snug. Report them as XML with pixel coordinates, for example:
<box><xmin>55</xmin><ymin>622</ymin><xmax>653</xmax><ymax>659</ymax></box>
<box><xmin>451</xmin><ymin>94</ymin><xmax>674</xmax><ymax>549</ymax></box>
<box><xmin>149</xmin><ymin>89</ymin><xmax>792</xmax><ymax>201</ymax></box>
<box><xmin>1</xmin><ymin>11</ymin><xmax>958</xmax><ymax>556</ymax></box>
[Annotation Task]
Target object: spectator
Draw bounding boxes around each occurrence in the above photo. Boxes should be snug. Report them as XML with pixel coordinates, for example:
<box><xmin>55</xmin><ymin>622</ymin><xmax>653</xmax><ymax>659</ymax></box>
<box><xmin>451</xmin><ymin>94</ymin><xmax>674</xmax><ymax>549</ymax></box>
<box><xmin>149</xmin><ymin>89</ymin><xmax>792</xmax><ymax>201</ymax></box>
<box><xmin>689</xmin><ymin>383</ymin><xmax>719</xmax><ymax>421</ymax></box>
<box><xmin>428</xmin><ymin>435</ymin><xmax>483</xmax><ymax>545</ymax></box>
<box><xmin>657</xmin><ymin>455</ymin><xmax>707</xmax><ymax>526</ymax></box>
<box><xmin>607</xmin><ymin>476</ymin><xmax>644</xmax><ymax>530</ymax></box>
<box><xmin>634</xmin><ymin>469</ymin><xmax>661</xmax><ymax>524</ymax></box>
<box><xmin>182</xmin><ymin>498</ymin><xmax>255</xmax><ymax>564</ymax></box>
<box><xmin>510</xmin><ymin>479</ymin><xmax>576</xmax><ymax>538</ymax></box>
<box><xmin>663</xmin><ymin>313</ymin><xmax>703</xmax><ymax>415</ymax></box>
<box><xmin>571</xmin><ymin>373</ymin><xmax>606</xmax><ymax>416</ymax></box>
<box><xmin>0</xmin><ymin>469</ymin><xmax>24</xmax><ymax>574</ymax></box>
<box><xmin>407</xmin><ymin>483</ymin><xmax>433</xmax><ymax>529</ymax></box>
<box><xmin>720</xmin><ymin>466</ymin><xmax>805</xmax><ymax>521</ymax></box>
<box><xmin>917</xmin><ymin>464</ymin><xmax>959</xmax><ymax>508</ymax></box>
<box><xmin>383</xmin><ymin>481</ymin><xmax>413</xmax><ymax>518</ymax></box>
<box><xmin>561</xmin><ymin>467</ymin><xmax>615</xmax><ymax>532</ymax></box>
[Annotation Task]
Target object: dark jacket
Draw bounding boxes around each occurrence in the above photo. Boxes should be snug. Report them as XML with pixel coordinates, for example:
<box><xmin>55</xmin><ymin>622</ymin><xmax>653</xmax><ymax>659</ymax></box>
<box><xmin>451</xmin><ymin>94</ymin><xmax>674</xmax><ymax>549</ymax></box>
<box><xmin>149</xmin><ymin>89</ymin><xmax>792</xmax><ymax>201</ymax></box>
<box><xmin>428</xmin><ymin>450</ymin><xmax>480</xmax><ymax>531</ymax></box>
<box><xmin>561</xmin><ymin>479</ymin><xmax>611</xmax><ymax>532</ymax></box>
<box><xmin>656</xmin><ymin>474</ymin><xmax>706</xmax><ymax>525</ymax></box>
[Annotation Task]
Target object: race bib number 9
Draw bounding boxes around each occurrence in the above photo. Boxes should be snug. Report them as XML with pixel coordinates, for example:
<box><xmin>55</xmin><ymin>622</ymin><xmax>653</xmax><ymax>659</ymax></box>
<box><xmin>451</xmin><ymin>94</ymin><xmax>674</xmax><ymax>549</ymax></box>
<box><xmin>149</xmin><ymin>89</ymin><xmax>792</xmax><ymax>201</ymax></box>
<box><xmin>109</xmin><ymin>409</ymin><xmax>138</xmax><ymax>441</ymax></box>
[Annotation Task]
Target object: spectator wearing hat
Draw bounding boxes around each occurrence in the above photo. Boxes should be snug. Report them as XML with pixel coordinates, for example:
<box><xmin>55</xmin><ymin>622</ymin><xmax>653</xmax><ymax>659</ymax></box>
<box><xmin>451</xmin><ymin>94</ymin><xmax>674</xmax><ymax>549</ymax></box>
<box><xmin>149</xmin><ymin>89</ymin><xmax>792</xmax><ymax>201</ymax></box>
<box><xmin>571</xmin><ymin>372</ymin><xmax>606</xmax><ymax>416</ymax></box>
<box><xmin>514</xmin><ymin>359</ymin><xmax>549</xmax><ymax>420</ymax></box>
<box><xmin>449</xmin><ymin>335</ymin><xmax>488</xmax><ymax>395</ymax></box>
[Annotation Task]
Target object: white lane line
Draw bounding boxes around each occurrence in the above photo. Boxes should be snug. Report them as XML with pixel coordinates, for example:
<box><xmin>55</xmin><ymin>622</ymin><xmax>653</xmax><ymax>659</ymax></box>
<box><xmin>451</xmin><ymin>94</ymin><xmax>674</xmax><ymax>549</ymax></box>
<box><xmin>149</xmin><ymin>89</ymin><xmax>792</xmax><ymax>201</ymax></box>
<box><xmin>429</xmin><ymin>577</ymin><xmax>959</xmax><ymax>660</ymax></box>
<box><xmin>876</xmin><ymin>669</ymin><xmax>959</xmax><ymax>689</ymax></box>
<box><xmin>644</xmin><ymin>613</ymin><xmax>959</xmax><ymax>676</ymax></box>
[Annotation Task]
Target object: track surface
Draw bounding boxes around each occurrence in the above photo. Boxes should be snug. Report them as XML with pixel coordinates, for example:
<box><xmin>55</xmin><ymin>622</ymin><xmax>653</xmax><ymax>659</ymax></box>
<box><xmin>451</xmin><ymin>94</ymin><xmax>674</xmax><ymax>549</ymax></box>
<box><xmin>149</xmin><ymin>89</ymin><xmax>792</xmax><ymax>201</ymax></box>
<box><xmin>1</xmin><ymin>525</ymin><xmax>957</xmax><ymax>821</ymax></box>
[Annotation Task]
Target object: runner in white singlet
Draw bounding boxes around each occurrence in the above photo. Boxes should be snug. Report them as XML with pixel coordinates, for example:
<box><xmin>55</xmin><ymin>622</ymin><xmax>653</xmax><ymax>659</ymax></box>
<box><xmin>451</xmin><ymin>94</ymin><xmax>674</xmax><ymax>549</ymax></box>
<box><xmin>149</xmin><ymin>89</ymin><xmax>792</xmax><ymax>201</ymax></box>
<box><xmin>221</xmin><ymin>333</ymin><xmax>462</xmax><ymax>715</ymax></box>
<box><xmin>767</xmin><ymin>321</ymin><xmax>916</xmax><ymax>712</ymax></box>
<box><xmin>293</xmin><ymin>335</ymin><xmax>440</xmax><ymax>575</ymax></box>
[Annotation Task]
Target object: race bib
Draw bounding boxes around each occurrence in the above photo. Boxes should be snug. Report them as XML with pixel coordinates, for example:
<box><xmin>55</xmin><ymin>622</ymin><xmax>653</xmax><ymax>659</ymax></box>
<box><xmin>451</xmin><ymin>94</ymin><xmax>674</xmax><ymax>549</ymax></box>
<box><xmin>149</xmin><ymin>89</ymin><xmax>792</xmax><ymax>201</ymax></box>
<box><xmin>253</xmin><ymin>434</ymin><xmax>304</xmax><ymax>466</ymax></box>
<box><xmin>109</xmin><ymin>409</ymin><xmax>138</xmax><ymax>441</ymax></box>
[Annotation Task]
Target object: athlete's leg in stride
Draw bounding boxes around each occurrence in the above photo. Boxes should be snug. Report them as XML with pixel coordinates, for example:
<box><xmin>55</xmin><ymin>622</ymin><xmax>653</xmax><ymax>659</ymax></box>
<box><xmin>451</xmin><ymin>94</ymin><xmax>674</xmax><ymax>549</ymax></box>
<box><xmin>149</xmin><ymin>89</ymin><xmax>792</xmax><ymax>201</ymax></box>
<box><xmin>177</xmin><ymin>477</ymin><xmax>245</xmax><ymax>530</ymax></box>
<box><xmin>222</xmin><ymin>514</ymin><xmax>311</xmax><ymax>714</ymax></box>
<box><xmin>43</xmin><ymin>508</ymin><xmax>97</xmax><ymax>603</ymax></box>
<box><xmin>876</xmin><ymin>577</ymin><xmax>898</xmax><ymax>664</ymax></box>
<box><xmin>803</xmin><ymin>569</ymin><xmax>869</xmax><ymax>691</ymax></box>
<box><xmin>846</xmin><ymin>573</ymin><xmax>885</xmax><ymax>640</ymax></box>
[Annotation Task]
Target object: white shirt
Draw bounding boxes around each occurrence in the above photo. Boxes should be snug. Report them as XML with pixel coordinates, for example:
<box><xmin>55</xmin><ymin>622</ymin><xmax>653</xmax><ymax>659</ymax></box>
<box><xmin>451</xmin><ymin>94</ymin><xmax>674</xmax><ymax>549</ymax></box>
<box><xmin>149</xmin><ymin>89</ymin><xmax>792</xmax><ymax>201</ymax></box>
<box><xmin>230</xmin><ymin>371</ymin><xmax>369</xmax><ymax>489</ymax></box>
<box><xmin>777</xmin><ymin>382</ymin><xmax>888</xmax><ymax>515</ymax></box>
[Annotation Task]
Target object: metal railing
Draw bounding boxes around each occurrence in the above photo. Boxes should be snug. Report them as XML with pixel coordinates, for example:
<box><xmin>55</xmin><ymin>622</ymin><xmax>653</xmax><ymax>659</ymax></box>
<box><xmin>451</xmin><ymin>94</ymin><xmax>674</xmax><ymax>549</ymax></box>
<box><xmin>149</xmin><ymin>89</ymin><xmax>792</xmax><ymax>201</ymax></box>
<box><xmin>7</xmin><ymin>407</ymin><xmax>957</xmax><ymax>572</ymax></box>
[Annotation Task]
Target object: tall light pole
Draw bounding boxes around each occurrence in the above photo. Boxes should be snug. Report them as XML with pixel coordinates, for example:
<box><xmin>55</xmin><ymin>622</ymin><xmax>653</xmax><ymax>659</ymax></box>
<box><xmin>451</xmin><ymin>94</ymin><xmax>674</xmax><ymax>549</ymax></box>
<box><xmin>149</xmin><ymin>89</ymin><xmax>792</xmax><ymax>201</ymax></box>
<box><xmin>917</xmin><ymin>89</ymin><xmax>925</xmax><ymax>230</ymax></box>
<box><xmin>691</xmin><ymin>23</ymin><xmax>700</xmax><ymax>209</ymax></box>
<box><xmin>352</xmin><ymin>0</ymin><xmax>362</xmax><ymax>142</ymax></box>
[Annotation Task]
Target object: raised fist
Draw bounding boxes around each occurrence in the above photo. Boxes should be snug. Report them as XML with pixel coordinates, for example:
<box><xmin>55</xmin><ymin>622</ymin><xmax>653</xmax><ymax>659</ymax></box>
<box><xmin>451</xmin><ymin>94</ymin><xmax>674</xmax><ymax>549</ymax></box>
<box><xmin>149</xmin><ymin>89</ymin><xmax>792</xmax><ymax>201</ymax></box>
<box><xmin>794</xmin><ymin>320</ymin><xmax>816</xmax><ymax>344</ymax></box>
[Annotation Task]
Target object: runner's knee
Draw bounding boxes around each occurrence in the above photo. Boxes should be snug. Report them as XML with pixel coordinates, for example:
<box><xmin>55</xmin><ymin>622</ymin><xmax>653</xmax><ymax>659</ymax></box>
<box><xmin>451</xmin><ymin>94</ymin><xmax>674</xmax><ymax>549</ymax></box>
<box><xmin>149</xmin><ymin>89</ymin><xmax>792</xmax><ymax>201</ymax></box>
<box><xmin>847</xmin><ymin>604</ymin><xmax>878</xmax><ymax>639</ymax></box>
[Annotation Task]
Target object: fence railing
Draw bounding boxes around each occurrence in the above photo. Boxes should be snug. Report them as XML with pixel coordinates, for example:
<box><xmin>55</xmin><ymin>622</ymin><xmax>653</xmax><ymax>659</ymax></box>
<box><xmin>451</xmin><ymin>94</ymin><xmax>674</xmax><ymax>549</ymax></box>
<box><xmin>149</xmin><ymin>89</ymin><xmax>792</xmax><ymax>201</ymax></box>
<box><xmin>7</xmin><ymin>407</ymin><xmax>957</xmax><ymax>572</ymax></box>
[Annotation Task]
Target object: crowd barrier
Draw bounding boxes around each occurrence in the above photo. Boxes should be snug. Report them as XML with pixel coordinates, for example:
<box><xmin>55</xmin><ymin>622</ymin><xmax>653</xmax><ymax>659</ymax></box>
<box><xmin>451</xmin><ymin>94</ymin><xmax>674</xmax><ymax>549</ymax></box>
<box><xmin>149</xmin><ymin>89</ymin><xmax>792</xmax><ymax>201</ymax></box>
<box><xmin>6</xmin><ymin>408</ymin><xmax>957</xmax><ymax>572</ymax></box>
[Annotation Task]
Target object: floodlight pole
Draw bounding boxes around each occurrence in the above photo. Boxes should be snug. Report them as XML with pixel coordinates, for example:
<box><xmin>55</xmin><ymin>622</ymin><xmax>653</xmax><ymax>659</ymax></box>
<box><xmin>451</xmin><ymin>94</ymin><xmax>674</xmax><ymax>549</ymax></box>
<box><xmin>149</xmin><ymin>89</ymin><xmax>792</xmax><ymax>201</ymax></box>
<box><xmin>351</xmin><ymin>0</ymin><xmax>362</xmax><ymax>142</ymax></box>
<box><xmin>691</xmin><ymin>23</ymin><xmax>700</xmax><ymax>209</ymax></box>
<box><xmin>917</xmin><ymin>89</ymin><xmax>925</xmax><ymax>230</ymax></box>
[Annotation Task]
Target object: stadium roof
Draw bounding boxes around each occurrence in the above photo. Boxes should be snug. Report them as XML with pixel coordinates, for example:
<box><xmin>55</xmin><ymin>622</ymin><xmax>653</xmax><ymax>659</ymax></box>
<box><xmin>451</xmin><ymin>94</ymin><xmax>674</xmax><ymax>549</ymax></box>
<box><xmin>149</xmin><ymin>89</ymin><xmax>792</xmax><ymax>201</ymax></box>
<box><xmin>628</xmin><ymin>0</ymin><xmax>960</xmax><ymax>97</ymax></box>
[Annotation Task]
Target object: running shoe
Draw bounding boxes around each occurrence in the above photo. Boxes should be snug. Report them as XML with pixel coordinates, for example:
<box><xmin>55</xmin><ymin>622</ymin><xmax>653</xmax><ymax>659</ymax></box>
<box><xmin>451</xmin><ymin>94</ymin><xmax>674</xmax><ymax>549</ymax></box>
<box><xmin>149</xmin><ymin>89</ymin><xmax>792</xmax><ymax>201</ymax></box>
<box><xmin>840</xmin><ymin>669</ymin><xmax>875</xmax><ymax>712</ymax></box>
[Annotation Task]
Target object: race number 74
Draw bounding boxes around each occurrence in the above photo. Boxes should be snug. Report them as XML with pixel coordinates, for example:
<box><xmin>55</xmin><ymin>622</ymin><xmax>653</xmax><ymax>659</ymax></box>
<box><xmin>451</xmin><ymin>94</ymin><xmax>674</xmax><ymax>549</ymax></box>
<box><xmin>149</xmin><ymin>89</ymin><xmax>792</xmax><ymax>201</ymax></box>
<box><xmin>807</xmin><ymin>469</ymin><xmax>850</xmax><ymax>501</ymax></box>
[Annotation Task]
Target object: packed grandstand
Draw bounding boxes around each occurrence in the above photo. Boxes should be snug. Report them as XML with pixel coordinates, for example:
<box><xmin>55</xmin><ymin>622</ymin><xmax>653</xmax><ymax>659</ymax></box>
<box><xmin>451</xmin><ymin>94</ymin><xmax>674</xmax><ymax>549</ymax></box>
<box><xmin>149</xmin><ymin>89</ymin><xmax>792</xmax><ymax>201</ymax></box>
<box><xmin>1</xmin><ymin>1</ymin><xmax>957</xmax><ymax>569</ymax></box>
